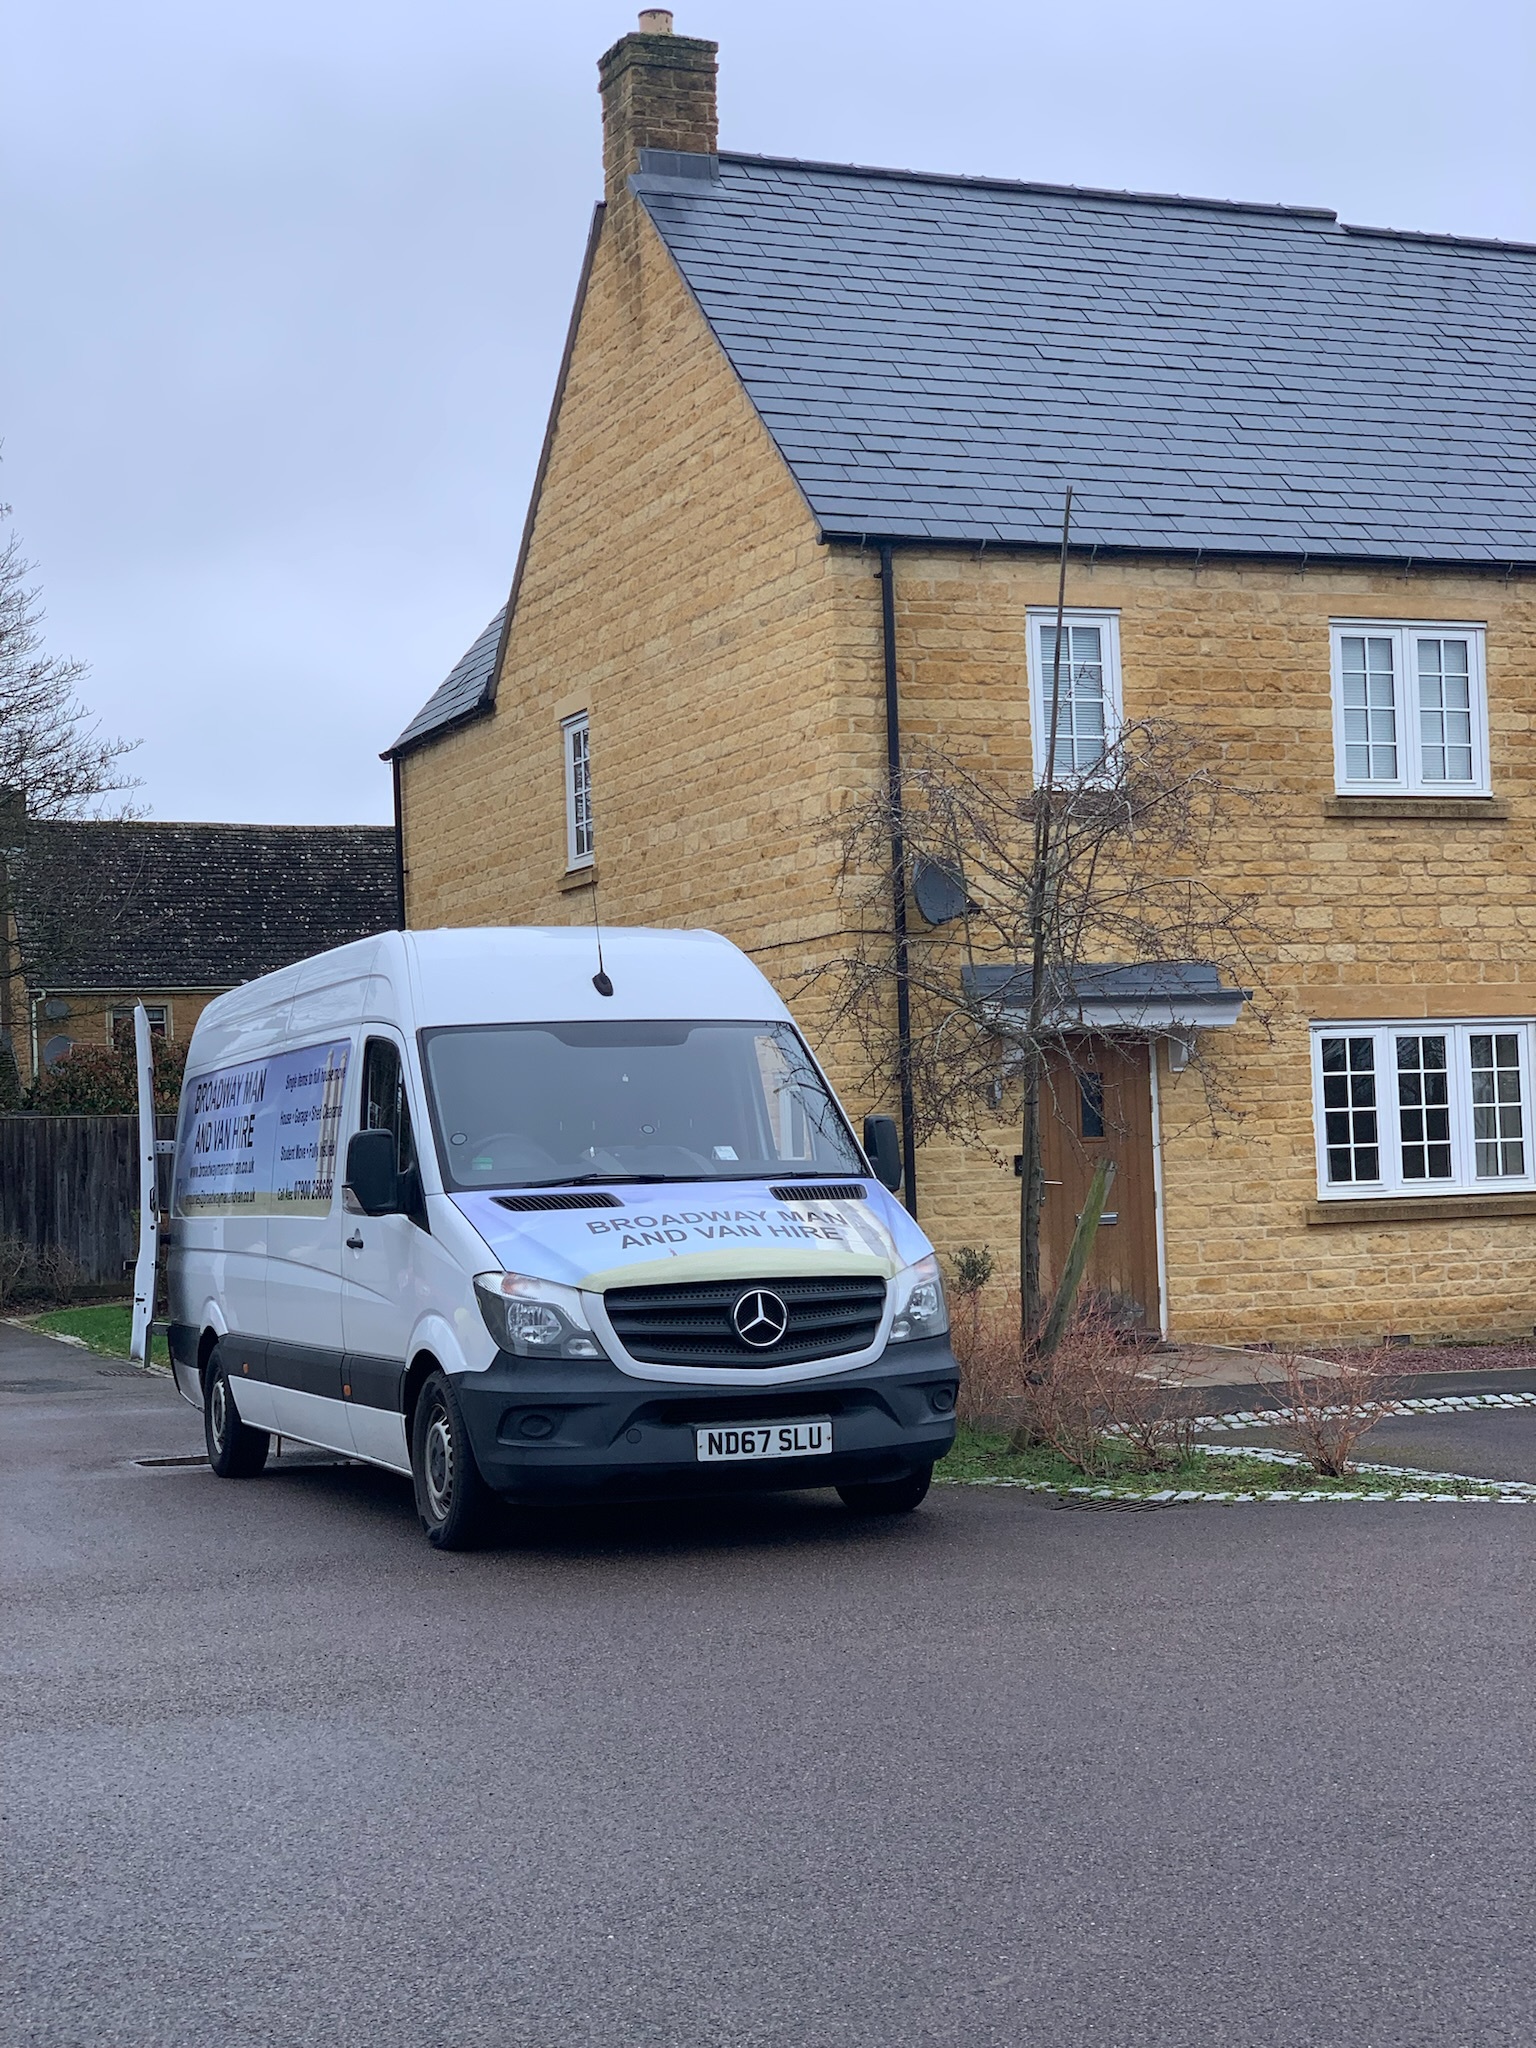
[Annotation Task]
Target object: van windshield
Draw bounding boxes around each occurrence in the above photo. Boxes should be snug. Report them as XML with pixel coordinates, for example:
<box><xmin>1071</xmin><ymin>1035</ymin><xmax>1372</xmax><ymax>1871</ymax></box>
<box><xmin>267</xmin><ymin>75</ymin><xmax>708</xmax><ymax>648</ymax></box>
<box><xmin>419</xmin><ymin>1020</ymin><xmax>866</xmax><ymax>1190</ymax></box>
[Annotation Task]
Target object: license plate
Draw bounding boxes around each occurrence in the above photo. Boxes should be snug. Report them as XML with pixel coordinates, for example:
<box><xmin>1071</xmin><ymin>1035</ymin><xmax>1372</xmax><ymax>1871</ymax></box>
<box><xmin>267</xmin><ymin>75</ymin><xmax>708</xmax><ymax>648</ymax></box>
<box><xmin>695</xmin><ymin>1418</ymin><xmax>832</xmax><ymax>1463</ymax></box>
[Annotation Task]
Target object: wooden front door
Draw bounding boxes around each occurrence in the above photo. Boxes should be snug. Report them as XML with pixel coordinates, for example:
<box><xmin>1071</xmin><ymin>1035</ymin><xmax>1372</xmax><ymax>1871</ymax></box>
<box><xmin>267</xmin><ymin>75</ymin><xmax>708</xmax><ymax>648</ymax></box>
<box><xmin>1039</xmin><ymin>1039</ymin><xmax>1160</xmax><ymax>1333</ymax></box>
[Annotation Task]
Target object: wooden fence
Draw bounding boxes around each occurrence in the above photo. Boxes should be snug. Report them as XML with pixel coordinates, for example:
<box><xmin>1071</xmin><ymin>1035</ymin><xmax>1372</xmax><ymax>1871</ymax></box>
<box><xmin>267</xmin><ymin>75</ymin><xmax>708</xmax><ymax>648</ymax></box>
<box><xmin>0</xmin><ymin>1115</ymin><xmax>176</xmax><ymax>1287</ymax></box>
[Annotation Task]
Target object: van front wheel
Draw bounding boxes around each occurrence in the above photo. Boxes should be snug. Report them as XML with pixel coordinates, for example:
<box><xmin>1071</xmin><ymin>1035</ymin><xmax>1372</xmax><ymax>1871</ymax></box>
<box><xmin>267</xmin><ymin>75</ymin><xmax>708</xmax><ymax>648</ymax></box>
<box><xmin>204</xmin><ymin>1349</ymin><xmax>270</xmax><ymax>1478</ymax></box>
<box><xmin>411</xmin><ymin>1371</ymin><xmax>492</xmax><ymax>1550</ymax></box>
<box><xmin>837</xmin><ymin>1465</ymin><xmax>933</xmax><ymax>1515</ymax></box>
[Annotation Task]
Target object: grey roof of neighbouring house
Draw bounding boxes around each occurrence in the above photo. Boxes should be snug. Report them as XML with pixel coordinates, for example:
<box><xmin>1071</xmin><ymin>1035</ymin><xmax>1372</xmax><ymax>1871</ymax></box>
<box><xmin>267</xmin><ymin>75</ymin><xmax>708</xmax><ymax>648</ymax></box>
<box><xmin>387</xmin><ymin>609</ymin><xmax>506</xmax><ymax>756</ymax></box>
<box><xmin>12</xmin><ymin>821</ymin><xmax>399</xmax><ymax>990</ymax></box>
<box><xmin>390</xmin><ymin>148</ymin><xmax>1536</xmax><ymax>756</ymax></box>
<box><xmin>637</xmin><ymin>150</ymin><xmax>1536</xmax><ymax>562</ymax></box>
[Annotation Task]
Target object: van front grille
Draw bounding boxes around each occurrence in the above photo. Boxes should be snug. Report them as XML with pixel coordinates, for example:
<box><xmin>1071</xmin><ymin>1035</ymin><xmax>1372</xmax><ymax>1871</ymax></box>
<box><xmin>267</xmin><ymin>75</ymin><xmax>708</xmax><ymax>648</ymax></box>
<box><xmin>603</xmin><ymin>1275</ymin><xmax>887</xmax><ymax>1369</ymax></box>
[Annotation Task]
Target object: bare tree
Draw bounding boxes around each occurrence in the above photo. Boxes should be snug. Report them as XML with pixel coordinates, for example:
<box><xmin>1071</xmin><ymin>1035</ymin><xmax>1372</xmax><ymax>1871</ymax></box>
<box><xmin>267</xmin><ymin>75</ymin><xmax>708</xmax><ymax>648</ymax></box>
<box><xmin>0</xmin><ymin>510</ymin><xmax>138</xmax><ymax>819</ymax></box>
<box><xmin>812</xmin><ymin>627</ymin><xmax>1266</xmax><ymax>1350</ymax></box>
<box><xmin>0</xmin><ymin>504</ymin><xmax>140</xmax><ymax>1100</ymax></box>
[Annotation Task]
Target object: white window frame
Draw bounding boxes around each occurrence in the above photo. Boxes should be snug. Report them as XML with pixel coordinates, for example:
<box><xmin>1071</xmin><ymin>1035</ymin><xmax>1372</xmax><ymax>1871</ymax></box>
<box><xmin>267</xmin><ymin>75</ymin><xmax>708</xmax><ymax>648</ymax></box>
<box><xmin>1310</xmin><ymin>1019</ymin><xmax>1536</xmax><ymax>1200</ymax></box>
<box><xmin>110</xmin><ymin>1002</ymin><xmax>168</xmax><ymax>1047</ymax></box>
<box><xmin>562</xmin><ymin>711</ymin><xmax>593</xmax><ymax>870</ymax></box>
<box><xmin>1329</xmin><ymin>620</ymin><xmax>1490</xmax><ymax>797</ymax></box>
<box><xmin>1026</xmin><ymin>608</ymin><xmax>1124</xmax><ymax>786</ymax></box>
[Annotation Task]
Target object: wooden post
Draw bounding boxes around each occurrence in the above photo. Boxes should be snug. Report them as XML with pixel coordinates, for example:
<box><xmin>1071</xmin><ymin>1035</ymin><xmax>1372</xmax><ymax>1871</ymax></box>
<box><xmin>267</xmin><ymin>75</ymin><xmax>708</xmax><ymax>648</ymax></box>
<box><xmin>1035</xmin><ymin>1154</ymin><xmax>1116</xmax><ymax>1361</ymax></box>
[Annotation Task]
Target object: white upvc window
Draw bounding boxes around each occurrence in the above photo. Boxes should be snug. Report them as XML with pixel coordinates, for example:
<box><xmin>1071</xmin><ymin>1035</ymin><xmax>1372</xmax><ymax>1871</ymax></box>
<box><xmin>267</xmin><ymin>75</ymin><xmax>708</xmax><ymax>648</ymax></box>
<box><xmin>562</xmin><ymin>712</ymin><xmax>593</xmax><ymax>869</ymax></box>
<box><xmin>1310</xmin><ymin>1020</ymin><xmax>1534</xmax><ymax>1199</ymax></box>
<box><xmin>1329</xmin><ymin>621</ymin><xmax>1489</xmax><ymax>796</ymax></box>
<box><xmin>1026</xmin><ymin>609</ymin><xmax>1123</xmax><ymax>785</ymax></box>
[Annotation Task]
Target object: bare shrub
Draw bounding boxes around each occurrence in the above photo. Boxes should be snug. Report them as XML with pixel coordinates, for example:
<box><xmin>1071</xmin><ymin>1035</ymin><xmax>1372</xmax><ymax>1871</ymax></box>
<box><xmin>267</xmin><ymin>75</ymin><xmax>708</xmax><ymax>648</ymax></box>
<box><xmin>1108</xmin><ymin>1350</ymin><xmax>1200</xmax><ymax>1472</ymax></box>
<box><xmin>0</xmin><ymin>1236</ymin><xmax>96</xmax><ymax>1311</ymax></box>
<box><xmin>0</xmin><ymin>1235</ymin><xmax>30</xmax><ymax>1312</ymax></box>
<box><xmin>1010</xmin><ymin>1300</ymin><xmax>1125</xmax><ymax>1474</ymax></box>
<box><xmin>951</xmin><ymin>1282</ymin><xmax>1026</xmax><ymax>1426</ymax></box>
<box><xmin>954</xmin><ymin>1290</ymin><xmax>1203</xmax><ymax>1477</ymax></box>
<box><xmin>1269</xmin><ymin>1349</ymin><xmax>1403</xmax><ymax>1477</ymax></box>
<box><xmin>31</xmin><ymin>1243</ymin><xmax>94</xmax><ymax>1305</ymax></box>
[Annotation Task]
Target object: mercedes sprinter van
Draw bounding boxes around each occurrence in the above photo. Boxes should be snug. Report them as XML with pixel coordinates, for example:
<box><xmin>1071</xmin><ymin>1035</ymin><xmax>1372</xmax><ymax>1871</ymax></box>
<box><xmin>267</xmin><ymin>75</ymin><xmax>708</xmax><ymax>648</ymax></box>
<box><xmin>167</xmin><ymin>927</ymin><xmax>958</xmax><ymax>1547</ymax></box>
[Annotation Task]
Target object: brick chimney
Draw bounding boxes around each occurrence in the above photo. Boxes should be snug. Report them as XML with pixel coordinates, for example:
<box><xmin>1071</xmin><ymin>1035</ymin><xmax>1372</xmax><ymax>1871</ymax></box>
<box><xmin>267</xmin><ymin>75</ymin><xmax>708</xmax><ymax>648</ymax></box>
<box><xmin>598</xmin><ymin>12</ymin><xmax>718</xmax><ymax>208</ymax></box>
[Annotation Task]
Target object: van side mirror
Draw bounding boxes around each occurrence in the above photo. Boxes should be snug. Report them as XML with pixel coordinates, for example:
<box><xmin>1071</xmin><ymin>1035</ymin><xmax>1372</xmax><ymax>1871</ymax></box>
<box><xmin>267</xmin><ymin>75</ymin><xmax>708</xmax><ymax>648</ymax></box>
<box><xmin>863</xmin><ymin>1114</ymin><xmax>904</xmax><ymax>1196</ymax></box>
<box><xmin>345</xmin><ymin>1128</ymin><xmax>401</xmax><ymax>1215</ymax></box>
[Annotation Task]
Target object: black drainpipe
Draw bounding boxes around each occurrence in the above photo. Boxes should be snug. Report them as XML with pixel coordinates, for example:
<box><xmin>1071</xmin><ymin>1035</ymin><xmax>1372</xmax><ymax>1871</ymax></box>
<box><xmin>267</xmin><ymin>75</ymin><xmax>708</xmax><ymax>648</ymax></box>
<box><xmin>878</xmin><ymin>541</ymin><xmax>919</xmax><ymax>1217</ymax></box>
<box><xmin>391</xmin><ymin>755</ymin><xmax>407</xmax><ymax>931</ymax></box>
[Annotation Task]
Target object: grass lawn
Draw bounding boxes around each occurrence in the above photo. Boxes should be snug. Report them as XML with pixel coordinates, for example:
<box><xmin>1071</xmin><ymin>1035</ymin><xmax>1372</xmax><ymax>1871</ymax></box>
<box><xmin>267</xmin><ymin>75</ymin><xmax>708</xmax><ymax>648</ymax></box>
<box><xmin>940</xmin><ymin>1424</ymin><xmax>1502</xmax><ymax>1499</ymax></box>
<box><xmin>26</xmin><ymin>1303</ymin><xmax>170</xmax><ymax>1367</ymax></box>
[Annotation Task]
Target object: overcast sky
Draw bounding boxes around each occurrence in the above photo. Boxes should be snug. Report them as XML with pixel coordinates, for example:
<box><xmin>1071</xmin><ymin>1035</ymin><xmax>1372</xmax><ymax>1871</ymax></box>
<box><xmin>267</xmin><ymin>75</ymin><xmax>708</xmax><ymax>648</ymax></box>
<box><xmin>7</xmin><ymin>0</ymin><xmax>1534</xmax><ymax>824</ymax></box>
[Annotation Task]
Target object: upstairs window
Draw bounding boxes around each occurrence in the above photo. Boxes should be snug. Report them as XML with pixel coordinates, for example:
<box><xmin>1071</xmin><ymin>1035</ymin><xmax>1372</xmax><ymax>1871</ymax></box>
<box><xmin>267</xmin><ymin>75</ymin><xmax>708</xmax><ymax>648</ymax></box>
<box><xmin>1330</xmin><ymin>623</ymin><xmax>1489</xmax><ymax>796</ymax></box>
<box><xmin>1027</xmin><ymin>609</ymin><xmax>1123</xmax><ymax>784</ymax></box>
<box><xmin>111</xmin><ymin>1005</ymin><xmax>168</xmax><ymax>1049</ymax></box>
<box><xmin>562</xmin><ymin>712</ymin><xmax>593</xmax><ymax>869</ymax></box>
<box><xmin>1311</xmin><ymin>1021</ymin><xmax>1532</xmax><ymax>1198</ymax></box>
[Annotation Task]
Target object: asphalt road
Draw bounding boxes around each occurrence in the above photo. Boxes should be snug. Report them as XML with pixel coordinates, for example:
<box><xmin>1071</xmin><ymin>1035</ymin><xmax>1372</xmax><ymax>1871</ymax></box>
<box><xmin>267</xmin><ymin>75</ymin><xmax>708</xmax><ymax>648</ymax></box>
<box><xmin>5</xmin><ymin>1322</ymin><xmax>1536</xmax><ymax>2048</ymax></box>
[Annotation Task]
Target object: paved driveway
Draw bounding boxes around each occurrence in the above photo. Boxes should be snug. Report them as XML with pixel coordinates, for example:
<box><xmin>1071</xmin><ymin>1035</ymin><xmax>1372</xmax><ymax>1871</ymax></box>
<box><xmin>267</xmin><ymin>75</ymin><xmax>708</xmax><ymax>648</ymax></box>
<box><xmin>5</xmin><ymin>1321</ymin><xmax>1536</xmax><ymax>2048</ymax></box>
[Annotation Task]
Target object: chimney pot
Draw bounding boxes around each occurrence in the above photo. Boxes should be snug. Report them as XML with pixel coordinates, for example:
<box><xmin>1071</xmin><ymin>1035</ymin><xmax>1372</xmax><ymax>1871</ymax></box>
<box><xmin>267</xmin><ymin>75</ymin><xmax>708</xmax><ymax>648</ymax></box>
<box><xmin>638</xmin><ymin>8</ymin><xmax>674</xmax><ymax>29</ymax></box>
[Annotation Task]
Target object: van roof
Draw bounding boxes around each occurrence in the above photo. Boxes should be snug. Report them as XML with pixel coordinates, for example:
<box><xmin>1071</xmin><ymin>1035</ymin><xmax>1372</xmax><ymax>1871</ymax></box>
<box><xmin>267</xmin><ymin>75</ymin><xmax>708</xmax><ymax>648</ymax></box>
<box><xmin>189</xmin><ymin>925</ymin><xmax>794</xmax><ymax>1051</ymax></box>
<box><xmin>400</xmin><ymin>927</ymin><xmax>792</xmax><ymax>1028</ymax></box>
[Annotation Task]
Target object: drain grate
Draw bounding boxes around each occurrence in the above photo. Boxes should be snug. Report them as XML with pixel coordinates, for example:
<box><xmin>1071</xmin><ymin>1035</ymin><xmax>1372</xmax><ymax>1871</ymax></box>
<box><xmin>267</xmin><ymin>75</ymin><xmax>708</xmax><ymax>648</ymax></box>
<box><xmin>1052</xmin><ymin>1491</ymin><xmax>1176</xmax><ymax>1512</ymax></box>
<box><xmin>135</xmin><ymin>1454</ymin><xmax>208</xmax><ymax>1468</ymax></box>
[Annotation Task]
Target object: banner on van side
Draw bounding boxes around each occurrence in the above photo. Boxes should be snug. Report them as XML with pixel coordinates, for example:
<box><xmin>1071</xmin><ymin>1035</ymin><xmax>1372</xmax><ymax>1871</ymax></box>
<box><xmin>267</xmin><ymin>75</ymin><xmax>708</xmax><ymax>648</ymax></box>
<box><xmin>173</xmin><ymin>1039</ymin><xmax>350</xmax><ymax>1217</ymax></box>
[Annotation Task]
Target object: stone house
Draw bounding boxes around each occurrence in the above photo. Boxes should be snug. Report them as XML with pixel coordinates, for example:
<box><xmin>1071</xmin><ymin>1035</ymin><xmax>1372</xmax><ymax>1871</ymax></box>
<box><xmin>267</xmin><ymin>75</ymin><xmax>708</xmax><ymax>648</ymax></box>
<box><xmin>386</xmin><ymin>13</ymin><xmax>1536</xmax><ymax>1344</ymax></box>
<box><xmin>2</xmin><ymin>812</ymin><xmax>399</xmax><ymax>1090</ymax></box>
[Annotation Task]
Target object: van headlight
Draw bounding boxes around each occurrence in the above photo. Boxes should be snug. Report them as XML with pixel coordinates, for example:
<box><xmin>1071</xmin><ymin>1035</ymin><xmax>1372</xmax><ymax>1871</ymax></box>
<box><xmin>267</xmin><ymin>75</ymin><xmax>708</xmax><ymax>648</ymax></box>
<box><xmin>473</xmin><ymin>1272</ymin><xmax>605</xmax><ymax>1360</ymax></box>
<box><xmin>888</xmin><ymin>1254</ymin><xmax>949</xmax><ymax>1343</ymax></box>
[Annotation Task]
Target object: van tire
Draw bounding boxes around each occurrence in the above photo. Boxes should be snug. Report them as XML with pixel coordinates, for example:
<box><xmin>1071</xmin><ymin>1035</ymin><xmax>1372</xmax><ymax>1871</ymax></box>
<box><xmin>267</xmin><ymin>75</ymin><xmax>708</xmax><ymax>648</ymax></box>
<box><xmin>837</xmin><ymin>1465</ymin><xmax>933</xmax><ymax>1515</ymax></box>
<box><xmin>204</xmin><ymin>1348</ymin><xmax>270</xmax><ymax>1478</ymax></box>
<box><xmin>411</xmin><ymin>1370</ymin><xmax>491</xmax><ymax>1550</ymax></box>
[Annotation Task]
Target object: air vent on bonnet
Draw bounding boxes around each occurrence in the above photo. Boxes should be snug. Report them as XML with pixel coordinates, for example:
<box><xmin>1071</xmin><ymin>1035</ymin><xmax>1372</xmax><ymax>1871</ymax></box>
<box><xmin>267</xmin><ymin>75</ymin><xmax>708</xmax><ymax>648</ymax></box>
<box><xmin>768</xmin><ymin>1182</ymin><xmax>867</xmax><ymax>1203</ymax></box>
<box><xmin>493</xmin><ymin>1191</ymin><xmax>624</xmax><ymax>1213</ymax></box>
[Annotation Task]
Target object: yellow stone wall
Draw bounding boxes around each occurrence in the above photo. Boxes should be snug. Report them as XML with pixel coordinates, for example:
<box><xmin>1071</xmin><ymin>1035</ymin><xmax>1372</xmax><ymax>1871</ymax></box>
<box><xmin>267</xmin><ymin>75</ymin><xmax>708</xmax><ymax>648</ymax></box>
<box><xmin>399</xmin><ymin>187</ymin><xmax>1536</xmax><ymax>1345</ymax></box>
<box><xmin>879</xmin><ymin>550</ymin><xmax>1536</xmax><ymax>1344</ymax></box>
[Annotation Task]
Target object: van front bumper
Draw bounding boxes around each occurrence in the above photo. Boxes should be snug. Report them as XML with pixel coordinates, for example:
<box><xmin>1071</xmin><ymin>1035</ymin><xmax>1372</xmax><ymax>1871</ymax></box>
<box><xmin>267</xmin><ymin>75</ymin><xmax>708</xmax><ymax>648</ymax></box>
<box><xmin>452</xmin><ymin>1338</ymin><xmax>958</xmax><ymax>1503</ymax></box>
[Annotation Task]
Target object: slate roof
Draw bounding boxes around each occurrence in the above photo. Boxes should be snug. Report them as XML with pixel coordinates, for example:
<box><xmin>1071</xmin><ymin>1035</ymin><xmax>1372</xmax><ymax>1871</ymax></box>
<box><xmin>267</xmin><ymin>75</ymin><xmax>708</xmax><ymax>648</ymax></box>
<box><xmin>12</xmin><ymin>822</ymin><xmax>399</xmax><ymax>991</ymax></box>
<box><xmin>637</xmin><ymin>152</ymin><xmax>1536</xmax><ymax>562</ymax></box>
<box><xmin>391</xmin><ymin>149</ymin><xmax>1536</xmax><ymax>755</ymax></box>
<box><xmin>963</xmin><ymin>963</ymin><xmax>1245</xmax><ymax>1008</ymax></box>
<box><xmin>387</xmin><ymin>609</ymin><xmax>505</xmax><ymax>756</ymax></box>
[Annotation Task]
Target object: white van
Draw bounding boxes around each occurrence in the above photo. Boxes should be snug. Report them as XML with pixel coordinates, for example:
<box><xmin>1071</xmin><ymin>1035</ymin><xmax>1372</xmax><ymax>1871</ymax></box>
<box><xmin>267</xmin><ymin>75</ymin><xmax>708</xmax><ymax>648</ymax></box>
<box><xmin>167</xmin><ymin>927</ymin><xmax>958</xmax><ymax>1547</ymax></box>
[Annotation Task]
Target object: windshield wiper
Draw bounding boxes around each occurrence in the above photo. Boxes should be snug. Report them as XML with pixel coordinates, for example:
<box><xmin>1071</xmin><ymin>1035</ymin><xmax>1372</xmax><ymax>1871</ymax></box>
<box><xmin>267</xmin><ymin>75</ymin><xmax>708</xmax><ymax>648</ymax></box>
<box><xmin>504</xmin><ymin>1168</ymin><xmax>868</xmax><ymax>1191</ymax></box>
<box><xmin>514</xmin><ymin>1172</ymin><xmax>699</xmax><ymax>1188</ymax></box>
<box><xmin>760</xmin><ymin>1167</ymin><xmax>869</xmax><ymax>1179</ymax></box>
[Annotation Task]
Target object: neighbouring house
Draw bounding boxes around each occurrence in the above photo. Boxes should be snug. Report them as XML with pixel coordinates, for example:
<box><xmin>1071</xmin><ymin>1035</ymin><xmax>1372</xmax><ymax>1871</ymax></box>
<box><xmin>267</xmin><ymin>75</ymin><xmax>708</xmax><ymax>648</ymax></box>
<box><xmin>385</xmin><ymin>13</ymin><xmax>1536</xmax><ymax>1345</ymax></box>
<box><xmin>1</xmin><ymin>806</ymin><xmax>400</xmax><ymax>1091</ymax></box>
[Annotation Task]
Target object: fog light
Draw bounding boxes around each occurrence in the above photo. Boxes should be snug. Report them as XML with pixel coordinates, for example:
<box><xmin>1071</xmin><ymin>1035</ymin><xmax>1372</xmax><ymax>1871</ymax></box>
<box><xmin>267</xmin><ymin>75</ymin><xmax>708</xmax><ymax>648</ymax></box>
<box><xmin>929</xmin><ymin>1385</ymin><xmax>956</xmax><ymax>1414</ymax></box>
<box><xmin>517</xmin><ymin>1412</ymin><xmax>556</xmax><ymax>1441</ymax></box>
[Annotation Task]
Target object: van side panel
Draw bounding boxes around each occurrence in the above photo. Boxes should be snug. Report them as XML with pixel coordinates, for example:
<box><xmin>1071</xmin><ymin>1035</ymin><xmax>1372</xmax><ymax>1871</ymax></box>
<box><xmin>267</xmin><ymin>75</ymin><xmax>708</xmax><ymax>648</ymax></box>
<box><xmin>261</xmin><ymin>965</ymin><xmax>376</xmax><ymax>1455</ymax></box>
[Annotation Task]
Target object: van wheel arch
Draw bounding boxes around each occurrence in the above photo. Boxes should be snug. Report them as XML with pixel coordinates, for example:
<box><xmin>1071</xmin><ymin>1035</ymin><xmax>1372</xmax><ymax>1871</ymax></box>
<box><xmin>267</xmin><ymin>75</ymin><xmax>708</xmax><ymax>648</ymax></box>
<box><xmin>402</xmin><ymin>1352</ymin><xmax>441</xmax><ymax>1443</ymax></box>
<box><xmin>197</xmin><ymin>1327</ymin><xmax>221</xmax><ymax>1394</ymax></box>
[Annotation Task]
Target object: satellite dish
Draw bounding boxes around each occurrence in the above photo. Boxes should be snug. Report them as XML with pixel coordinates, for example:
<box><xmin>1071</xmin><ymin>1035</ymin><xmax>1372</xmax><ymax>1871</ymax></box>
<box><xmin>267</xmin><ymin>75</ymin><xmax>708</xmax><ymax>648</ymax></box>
<box><xmin>912</xmin><ymin>856</ymin><xmax>967</xmax><ymax>926</ymax></box>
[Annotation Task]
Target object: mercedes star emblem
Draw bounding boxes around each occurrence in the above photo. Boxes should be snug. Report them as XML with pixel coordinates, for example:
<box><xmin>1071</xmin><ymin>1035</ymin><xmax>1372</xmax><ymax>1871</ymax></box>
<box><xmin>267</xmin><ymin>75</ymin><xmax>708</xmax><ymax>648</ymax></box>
<box><xmin>733</xmin><ymin>1288</ymin><xmax>790</xmax><ymax>1348</ymax></box>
